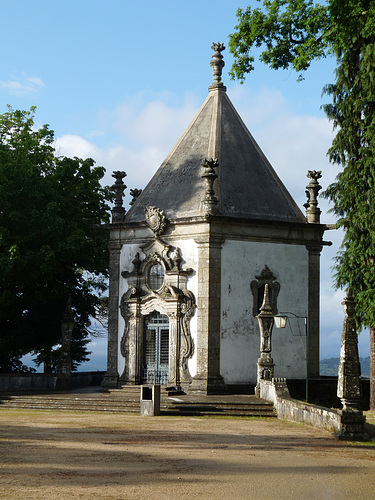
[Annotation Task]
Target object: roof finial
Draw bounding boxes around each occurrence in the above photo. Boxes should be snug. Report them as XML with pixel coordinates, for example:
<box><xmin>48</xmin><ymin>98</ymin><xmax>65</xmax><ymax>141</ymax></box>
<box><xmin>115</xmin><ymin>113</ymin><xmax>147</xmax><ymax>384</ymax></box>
<box><xmin>111</xmin><ymin>170</ymin><xmax>127</xmax><ymax>223</ymax></box>
<box><xmin>304</xmin><ymin>170</ymin><xmax>322</xmax><ymax>223</ymax></box>
<box><xmin>209</xmin><ymin>42</ymin><xmax>226</xmax><ymax>92</ymax></box>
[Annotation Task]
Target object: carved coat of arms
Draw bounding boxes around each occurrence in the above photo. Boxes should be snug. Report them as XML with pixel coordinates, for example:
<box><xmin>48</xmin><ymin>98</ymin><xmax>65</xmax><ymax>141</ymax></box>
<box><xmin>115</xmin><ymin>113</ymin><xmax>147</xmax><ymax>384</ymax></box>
<box><xmin>145</xmin><ymin>206</ymin><xmax>167</xmax><ymax>236</ymax></box>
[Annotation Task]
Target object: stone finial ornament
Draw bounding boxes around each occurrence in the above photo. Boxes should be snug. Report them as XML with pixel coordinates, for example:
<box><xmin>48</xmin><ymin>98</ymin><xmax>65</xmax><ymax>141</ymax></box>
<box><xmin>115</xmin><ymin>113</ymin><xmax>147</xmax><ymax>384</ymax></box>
<box><xmin>145</xmin><ymin>206</ymin><xmax>167</xmax><ymax>236</ymax></box>
<box><xmin>209</xmin><ymin>42</ymin><xmax>226</xmax><ymax>91</ymax></box>
<box><xmin>129</xmin><ymin>188</ymin><xmax>142</xmax><ymax>206</ymax></box>
<box><xmin>201</xmin><ymin>158</ymin><xmax>219</xmax><ymax>213</ymax></box>
<box><xmin>304</xmin><ymin>170</ymin><xmax>322</xmax><ymax>223</ymax></box>
<box><xmin>111</xmin><ymin>171</ymin><xmax>127</xmax><ymax>223</ymax></box>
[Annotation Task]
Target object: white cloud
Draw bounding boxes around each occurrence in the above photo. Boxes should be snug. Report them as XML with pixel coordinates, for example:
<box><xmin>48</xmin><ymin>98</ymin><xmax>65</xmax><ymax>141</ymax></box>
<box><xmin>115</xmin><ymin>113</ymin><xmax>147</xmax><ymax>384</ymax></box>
<box><xmin>55</xmin><ymin>134</ymin><xmax>101</xmax><ymax>159</ymax></box>
<box><xmin>56</xmin><ymin>92</ymin><xmax>200</xmax><ymax>194</ymax></box>
<box><xmin>0</xmin><ymin>72</ymin><xmax>45</xmax><ymax>95</ymax></box>
<box><xmin>231</xmin><ymin>84</ymin><xmax>338</xmax><ymax>214</ymax></box>
<box><xmin>231</xmin><ymin>85</ymin><xmax>286</xmax><ymax>127</ymax></box>
<box><xmin>96</xmin><ymin>91</ymin><xmax>199</xmax><ymax>150</ymax></box>
<box><xmin>55</xmin><ymin>134</ymin><xmax>164</xmax><ymax>194</ymax></box>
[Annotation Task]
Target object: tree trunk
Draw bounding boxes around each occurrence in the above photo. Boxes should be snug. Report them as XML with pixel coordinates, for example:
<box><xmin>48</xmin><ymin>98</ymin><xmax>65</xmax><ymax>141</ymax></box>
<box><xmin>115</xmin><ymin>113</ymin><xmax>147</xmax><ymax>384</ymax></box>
<box><xmin>370</xmin><ymin>326</ymin><xmax>375</xmax><ymax>410</ymax></box>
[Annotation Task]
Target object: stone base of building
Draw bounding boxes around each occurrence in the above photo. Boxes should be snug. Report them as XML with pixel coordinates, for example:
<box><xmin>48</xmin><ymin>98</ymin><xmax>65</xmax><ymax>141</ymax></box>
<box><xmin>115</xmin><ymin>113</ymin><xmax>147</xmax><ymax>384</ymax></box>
<box><xmin>101</xmin><ymin>373</ymin><xmax>119</xmax><ymax>389</ymax></box>
<box><xmin>56</xmin><ymin>377</ymin><xmax>72</xmax><ymax>391</ymax></box>
<box><xmin>189</xmin><ymin>373</ymin><xmax>227</xmax><ymax>395</ymax></box>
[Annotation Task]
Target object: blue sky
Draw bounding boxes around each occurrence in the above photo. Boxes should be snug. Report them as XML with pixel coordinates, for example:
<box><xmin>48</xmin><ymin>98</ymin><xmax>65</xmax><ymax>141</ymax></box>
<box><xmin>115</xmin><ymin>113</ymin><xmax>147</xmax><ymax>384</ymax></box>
<box><xmin>2</xmin><ymin>1</ymin><xmax>369</xmax><ymax>371</ymax></box>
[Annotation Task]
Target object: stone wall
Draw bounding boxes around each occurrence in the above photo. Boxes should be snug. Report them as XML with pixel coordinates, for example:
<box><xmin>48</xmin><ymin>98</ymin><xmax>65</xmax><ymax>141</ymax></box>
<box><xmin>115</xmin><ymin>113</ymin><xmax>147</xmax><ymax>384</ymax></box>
<box><xmin>0</xmin><ymin>372</ymin><xmax>105</xmax><ymax>392</ymax></box>
<box><xmin>260</xmin><ymin>378</ymin><xmax>342</xmax><ymax>434</ymax></box>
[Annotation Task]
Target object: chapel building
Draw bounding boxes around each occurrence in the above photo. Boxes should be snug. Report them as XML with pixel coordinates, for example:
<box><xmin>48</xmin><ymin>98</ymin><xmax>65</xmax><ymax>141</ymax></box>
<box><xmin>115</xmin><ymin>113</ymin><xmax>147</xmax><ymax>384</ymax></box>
<box><xmin>102</xmin><ymin>43</ymin><xmax>330</xmax><ymax>394</ymax></box>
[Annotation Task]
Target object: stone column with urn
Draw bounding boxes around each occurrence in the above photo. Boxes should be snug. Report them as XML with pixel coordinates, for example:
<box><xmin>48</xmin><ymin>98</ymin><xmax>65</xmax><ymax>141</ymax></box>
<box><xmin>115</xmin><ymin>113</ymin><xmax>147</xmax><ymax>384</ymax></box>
<box><xmin>304</xmin><ymin>170</ymin><xmax>322</xmax><ymax>224</ymax></box>
<box><xmin>255</xmin><ymin>284</ymin><xmax>275</xmax><ymax>397</ymax></box>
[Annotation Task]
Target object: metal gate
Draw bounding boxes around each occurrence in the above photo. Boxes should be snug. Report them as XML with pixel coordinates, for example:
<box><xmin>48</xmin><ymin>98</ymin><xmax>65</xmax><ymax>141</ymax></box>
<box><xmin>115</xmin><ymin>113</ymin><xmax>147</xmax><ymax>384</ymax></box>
<box><xmin>143</xmin><ymin>312</ymin><xmax>169</xmax><ymax>385</ymax></box>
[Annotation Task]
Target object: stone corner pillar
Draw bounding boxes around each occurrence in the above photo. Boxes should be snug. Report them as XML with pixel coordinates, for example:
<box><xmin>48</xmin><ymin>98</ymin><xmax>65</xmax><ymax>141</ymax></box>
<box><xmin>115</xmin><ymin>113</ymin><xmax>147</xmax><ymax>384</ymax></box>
<box><xmin>189</xmin><ymin>234</ymin><xmax>226</xmax><ymax>395</ymax></box>
<box><xmin>102</xmin><ymin>239</ymin><xmax>122</xmax><ymax>389</ymax></box>
<box><xmin>306</xmin><ymin>243</ymin><xmax>322</xmax><ymax>378</ymax></box>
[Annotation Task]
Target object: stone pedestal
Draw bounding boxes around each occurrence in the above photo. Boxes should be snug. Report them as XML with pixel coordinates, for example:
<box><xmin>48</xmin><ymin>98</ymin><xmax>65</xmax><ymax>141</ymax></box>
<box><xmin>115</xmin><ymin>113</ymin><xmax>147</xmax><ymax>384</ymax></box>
<box><xmin>190</xmin><ymin>373</ymin><xmax>227</xmax><ymax>395</ymax></box>
<box><xmin>255</xmin><ymin>354</ymin><xmax>275</xmax><ymax>397</ymax></box>
<box><xmin>337</xmin><ymin>410</ymin><xmax>366</xmax><ymax>441</ymax></box>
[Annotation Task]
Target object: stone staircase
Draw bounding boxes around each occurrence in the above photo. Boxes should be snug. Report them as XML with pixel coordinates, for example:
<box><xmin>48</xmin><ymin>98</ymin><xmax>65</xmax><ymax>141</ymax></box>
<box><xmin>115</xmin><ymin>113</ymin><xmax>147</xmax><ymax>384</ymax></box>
<box><xmin>162</xmin><ymin>396</ymin><xmax>276</xmax><ymax>417</ymax></box>
<box><xmin>0</xmin><ymin>386</ymin><xmax>276</xmax><ymax>417</ymax></box>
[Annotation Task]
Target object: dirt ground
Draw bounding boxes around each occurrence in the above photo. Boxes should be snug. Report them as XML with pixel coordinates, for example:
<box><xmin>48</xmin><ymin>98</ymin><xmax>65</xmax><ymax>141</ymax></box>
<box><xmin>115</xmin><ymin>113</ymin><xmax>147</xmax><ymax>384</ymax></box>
<box><xmin>0</xmin><ymin>410</ymin><xmax>375</xmax><ymax>500</ymax></box>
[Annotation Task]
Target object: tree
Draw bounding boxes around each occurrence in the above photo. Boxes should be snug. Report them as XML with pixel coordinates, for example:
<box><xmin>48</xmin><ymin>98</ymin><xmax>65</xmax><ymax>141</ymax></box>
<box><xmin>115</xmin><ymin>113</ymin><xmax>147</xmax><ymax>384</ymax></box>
<box><xmin>0</xmin><ymin>106</ymin><xmax>113</xmax><ymax>372</ymax></box>
<box><xmin>229</xmin><ymin>0</ymin><xmax>375</xmax><ymax>408</ymax></box>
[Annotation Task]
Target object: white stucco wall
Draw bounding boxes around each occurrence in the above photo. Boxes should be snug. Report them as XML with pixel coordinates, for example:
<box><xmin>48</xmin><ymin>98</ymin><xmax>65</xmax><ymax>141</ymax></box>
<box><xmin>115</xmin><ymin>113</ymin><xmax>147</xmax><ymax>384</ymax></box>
<box><xmin>220</xmin><ymin>240</ymin><xmax>309</xmax><ymax>384</ymax></box>
<box><xmin>117</xmin><ymin>239</ymin><xmax>198</xmax><ymax>379</ymax></box>
<box><xmin>172</xmin><ymin>239</ymin><xmax>199</xmax><ymax>377</ymax></box>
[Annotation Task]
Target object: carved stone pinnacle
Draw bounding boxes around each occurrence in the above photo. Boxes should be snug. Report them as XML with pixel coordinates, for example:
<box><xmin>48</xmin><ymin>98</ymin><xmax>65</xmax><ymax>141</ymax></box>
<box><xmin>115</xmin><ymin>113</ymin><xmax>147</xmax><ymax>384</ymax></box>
<box><xmin>305</xmin><ymin>170</ymin><xmax>322</xmax><ymax>224</ymax></box>
<box><xmin>129</xmin><ymin>188</ymin><xmax>142</xmax><ymax>206</ymax></box>
<box><xmin>201</xmin><ymin>158</ymin><xmax>219</xmax><ymax>213</ymax></box>
<box><xmin>337</xmin><ymin>288</ymin><xmax>363</xmax><ymax>419</ymax></box>
<box><xmin>209</xmin><ymin>42</ymin><xmax>226</xmax><ymax>91</ymax></box>
<box><xmin>111</xmin><ymin>170</ymin><xmax>127</xmax><ymax>223</ymax></box>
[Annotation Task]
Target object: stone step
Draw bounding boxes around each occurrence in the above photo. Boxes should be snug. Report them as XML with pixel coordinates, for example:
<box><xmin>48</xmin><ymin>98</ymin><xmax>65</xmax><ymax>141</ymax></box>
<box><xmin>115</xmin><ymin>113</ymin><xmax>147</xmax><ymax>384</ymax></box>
<box><xmin>166</xmin><ymin>400</ymin><xmax>273</xmax><ymax>407</ymax></box>
<box><xmin>162</xmin><ymin>400</ymin><xmax>275</xmax><ymax>417</ymax></box>
<box><xmin>0</xmin><ymin>396</ymin><xmax>140</xmax><ymax>413</ymax></box>
<box><xmin>0</xmin><ymin>390</ymin><xmax>276</xmax><ymax>417</ymax></box>
<box><xmin>0</xmin><ymin>403</ymin><xmax>140</xmax><ymax>413</ymax></box>
<box><xmin>163</xmin><ymin>410</ymin><xmax>275</xmax><ymax>417</ymax></box>
<box><xmin>167</xmin><ymin>404</ymin><xmax>274</xmax><ymax>412</ymax></box>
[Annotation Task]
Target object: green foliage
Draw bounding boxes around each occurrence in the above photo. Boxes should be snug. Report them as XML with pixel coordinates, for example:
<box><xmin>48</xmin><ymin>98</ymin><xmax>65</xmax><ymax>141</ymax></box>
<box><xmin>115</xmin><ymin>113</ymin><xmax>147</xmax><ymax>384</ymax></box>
<box><xmin>0</xmin><ymin>106</ymin><xmax>112</xmax><ymax>372</ymax></box>
<box><xmin>229</xmin><ymin>1</ymin><xmax>375</xmax><ymax>331</ymax></box>
<box><xmin>33</xmin><ymin>336</ymin><xmax>92</xmax><ymax>374</ymax></box>
<box><xmin>321</xmin><ymin>0</ymin><xmax>375</xmax><ymax>329</ymax></box>
<box><xmin>229</xmin><ymin>0</ymin><xmax>331</xmax><ymax>82</ymax></box>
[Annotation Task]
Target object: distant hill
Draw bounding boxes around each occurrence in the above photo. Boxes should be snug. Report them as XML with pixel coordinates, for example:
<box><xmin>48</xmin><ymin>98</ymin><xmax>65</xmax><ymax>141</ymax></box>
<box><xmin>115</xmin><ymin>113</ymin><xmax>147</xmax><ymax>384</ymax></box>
<box><xmin>320</xmin><ymin>357</ymin><xmax>370</xmax><ymax>378</ymax></box>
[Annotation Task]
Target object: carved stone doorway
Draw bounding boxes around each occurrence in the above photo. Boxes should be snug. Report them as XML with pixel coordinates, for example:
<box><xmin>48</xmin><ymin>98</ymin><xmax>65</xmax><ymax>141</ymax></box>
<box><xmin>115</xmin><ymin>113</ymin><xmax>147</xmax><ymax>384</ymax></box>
<box><xmin>142</xmin><ymin>312</ymin><xmax>169</xmax><ymax>385</ymax></box>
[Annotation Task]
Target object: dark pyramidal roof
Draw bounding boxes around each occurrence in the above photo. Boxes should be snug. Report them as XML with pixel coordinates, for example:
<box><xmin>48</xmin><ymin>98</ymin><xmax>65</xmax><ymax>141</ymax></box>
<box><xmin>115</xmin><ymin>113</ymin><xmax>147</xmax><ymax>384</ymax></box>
<box><xmin>126</xmin><ymin>43</ymin><xmax>305</xmax><ymax>224</ymax></box>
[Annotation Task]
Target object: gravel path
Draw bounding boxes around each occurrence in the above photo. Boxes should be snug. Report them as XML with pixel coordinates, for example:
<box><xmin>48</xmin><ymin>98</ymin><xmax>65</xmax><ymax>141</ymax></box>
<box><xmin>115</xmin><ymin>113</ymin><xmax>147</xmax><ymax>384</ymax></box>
<box><xmin>1</xmin><ymin>410</ymin><xmax>374</xmax><ymax>499</ymax></box>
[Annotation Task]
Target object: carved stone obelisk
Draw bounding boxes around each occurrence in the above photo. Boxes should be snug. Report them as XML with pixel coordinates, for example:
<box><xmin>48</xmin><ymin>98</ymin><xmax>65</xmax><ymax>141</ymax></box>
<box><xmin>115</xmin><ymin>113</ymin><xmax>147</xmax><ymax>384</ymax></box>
<box><xmin>337</xmin><ymin>288</ymin><xmax>366</xmax><ymax>439</ymax></box>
